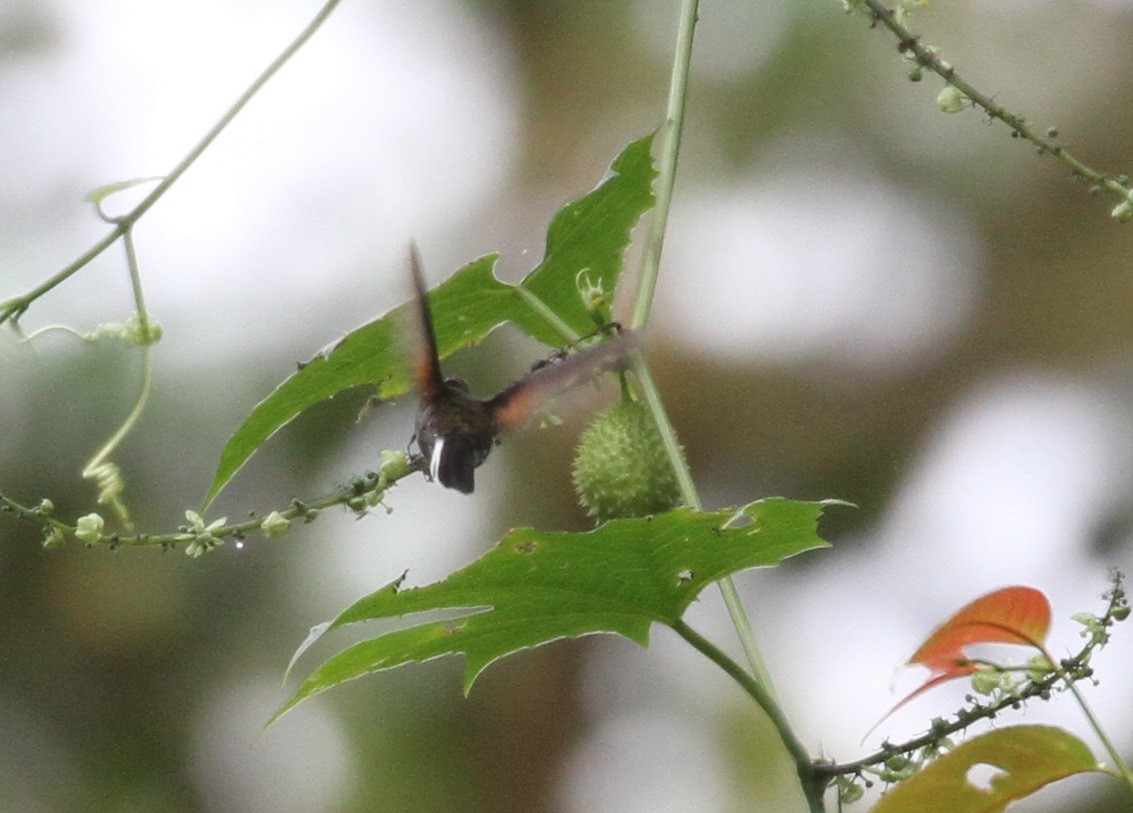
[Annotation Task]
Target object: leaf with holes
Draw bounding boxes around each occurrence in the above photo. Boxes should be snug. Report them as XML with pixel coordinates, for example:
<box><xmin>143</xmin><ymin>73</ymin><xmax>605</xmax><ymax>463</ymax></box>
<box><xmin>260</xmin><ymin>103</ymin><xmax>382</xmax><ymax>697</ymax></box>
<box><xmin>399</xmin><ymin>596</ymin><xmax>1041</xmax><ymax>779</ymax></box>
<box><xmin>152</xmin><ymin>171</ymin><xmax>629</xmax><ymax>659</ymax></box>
<box><xmin>870</xmin><ymin>725</ymin><xmax>1102</xmax><ymax>813</ymax></box>
<box><xmin>270</xmin><ymin>498</ymin><xmax>840</xmax><ymax>725</ymax></box>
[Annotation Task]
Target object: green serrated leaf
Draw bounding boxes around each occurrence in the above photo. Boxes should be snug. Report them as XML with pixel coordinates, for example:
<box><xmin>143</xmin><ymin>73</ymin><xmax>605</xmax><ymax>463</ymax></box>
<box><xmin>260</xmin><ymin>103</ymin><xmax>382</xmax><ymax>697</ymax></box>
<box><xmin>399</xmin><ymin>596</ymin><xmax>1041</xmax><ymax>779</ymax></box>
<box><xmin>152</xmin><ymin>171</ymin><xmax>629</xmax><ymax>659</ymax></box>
<box><xmin>519</xmin><ymin>131</ymin><xmax>658</xmax><ymax>343</ymax></box>
<box><xmin>269</xmin><ymin>498</ymin><xmax>835</xmax><ymax>726</ymax></box>
<box><xmin>870</xmin><ymin>725</ymin><xmax>1102</xmax><ymax>813</ymax></box>
<box><xmin>202</xmin><ymin>133</ymin><xmax>658</xmax><ymax>508</ymax></box>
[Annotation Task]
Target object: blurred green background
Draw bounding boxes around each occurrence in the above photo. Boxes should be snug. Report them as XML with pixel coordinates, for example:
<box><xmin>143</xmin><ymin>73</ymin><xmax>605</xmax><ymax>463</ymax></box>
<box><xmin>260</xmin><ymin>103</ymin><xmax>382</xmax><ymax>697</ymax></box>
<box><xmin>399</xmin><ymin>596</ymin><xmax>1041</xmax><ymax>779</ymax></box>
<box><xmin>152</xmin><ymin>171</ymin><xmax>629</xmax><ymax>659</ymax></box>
<box><xmin>2</xmin><ymin>1</ymin><xmax>1132</xmax><ymax>811</ymax></box>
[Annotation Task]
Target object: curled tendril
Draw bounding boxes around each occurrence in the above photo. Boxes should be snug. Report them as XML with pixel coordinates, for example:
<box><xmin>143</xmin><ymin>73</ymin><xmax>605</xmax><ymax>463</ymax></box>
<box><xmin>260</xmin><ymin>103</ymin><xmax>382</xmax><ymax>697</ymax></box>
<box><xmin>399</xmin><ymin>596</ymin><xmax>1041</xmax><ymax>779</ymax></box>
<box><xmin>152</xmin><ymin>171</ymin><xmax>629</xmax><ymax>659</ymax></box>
<box><xmin>83</xmin><ymin>461</ymin><xmax>131</xmax><ymax>528</ymax></box>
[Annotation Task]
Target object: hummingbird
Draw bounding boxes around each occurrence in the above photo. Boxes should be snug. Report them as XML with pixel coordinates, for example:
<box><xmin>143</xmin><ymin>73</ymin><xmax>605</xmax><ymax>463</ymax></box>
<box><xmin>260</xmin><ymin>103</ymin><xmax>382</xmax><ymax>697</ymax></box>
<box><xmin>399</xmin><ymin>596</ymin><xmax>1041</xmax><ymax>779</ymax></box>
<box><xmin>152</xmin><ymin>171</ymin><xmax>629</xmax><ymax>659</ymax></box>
<box><xmin>406</xmin><ymin>245</ymin><xmax>633</xmax><ymax>494</ymax></box>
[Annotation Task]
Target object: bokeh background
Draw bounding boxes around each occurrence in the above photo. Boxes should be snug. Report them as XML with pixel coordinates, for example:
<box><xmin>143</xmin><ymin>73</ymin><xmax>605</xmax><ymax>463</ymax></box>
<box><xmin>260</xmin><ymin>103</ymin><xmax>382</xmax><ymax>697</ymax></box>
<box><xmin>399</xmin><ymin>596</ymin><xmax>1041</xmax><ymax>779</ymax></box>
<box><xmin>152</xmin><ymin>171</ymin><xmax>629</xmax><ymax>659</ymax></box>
<box><xmin>2</xmin><ymin>1</ymin><xmax>1133</xmax><ymax>811</ymax></box>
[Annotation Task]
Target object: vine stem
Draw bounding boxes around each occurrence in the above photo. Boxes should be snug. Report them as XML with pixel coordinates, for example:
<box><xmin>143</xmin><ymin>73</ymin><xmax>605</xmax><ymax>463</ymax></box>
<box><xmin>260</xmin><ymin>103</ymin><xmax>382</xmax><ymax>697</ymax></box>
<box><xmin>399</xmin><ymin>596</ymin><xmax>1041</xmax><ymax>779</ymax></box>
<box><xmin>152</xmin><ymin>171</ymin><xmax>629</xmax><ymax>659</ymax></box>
<box><xmin>81</xmin><ymin>229</ymin><xmax>153</xmax><ymax>527</ymax></box>
<box><xmin>627</xmin><ymin>0</ymin><xmax>819</xmax><ymax>807</ymax></box>
<box><xmin>630</xmin><ymin>0</ymin><xmax>695</xmax><ymax>332</ymax></box>
<box><xmin>0</xmin><ymin>455</ymin><xmax>419</xmax><ymax>550</ymax></box>
<box><xmin>0</xmin><ymin>0</ymin><xmax>344</xmax><ymax>327</ymax></box>
<box><xmin>671</xmin><ymin>619</ymin><xmax>825</xmax><ymax>811</ymax></box>
<box><xmin>859</xmin><ymin>0</ymin><xmax>1131</xmax><ymax>209</ymax></box>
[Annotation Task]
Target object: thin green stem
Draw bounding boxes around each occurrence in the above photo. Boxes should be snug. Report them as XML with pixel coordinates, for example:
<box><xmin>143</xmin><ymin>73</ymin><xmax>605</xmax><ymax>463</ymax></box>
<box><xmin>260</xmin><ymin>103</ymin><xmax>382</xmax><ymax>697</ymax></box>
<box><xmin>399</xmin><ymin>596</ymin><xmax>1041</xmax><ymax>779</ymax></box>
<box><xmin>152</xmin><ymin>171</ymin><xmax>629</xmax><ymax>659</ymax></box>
<box><xmin>632</xmin><ymin>318</ymin><xmax>778</xmax><ymax>703</ymax></box>
<box><xmin>0</xmin><ymin>0</ymin><xmax>343</xmax><ymax>328</ymax></box>
<box><xmin>627</xmin><ymin>0</ymin><xmax>778</xmax><ymax>698</ymax></box>
<box><xmin>81</xmin><ymin>343</ymin><xmax>153</xmax><ymax>482</ymax></box>
<box><xmin>631</xmin><ymin>0</ymin><xmax>697</xmax><ymax>331</ymax></box>
<box><xmin>122</xmin><ymin>228</ymin><xmax>150</xmax><ymax>334</ymax></box>
<box><xmin>81</xmin><ymin>229</ymin><xmax>155</xmax><ymax>528</ymax></box>
<box><xmin>672</xmin><ymin>619</ymin><xmax>825</xmax><ymax>812</ymax></box>
<box><xmin>0</xmin><ymin>230</ymin><xmax>123</xmax><ymax>326</ymax></box>
<box><xmin>1040</xmin><ymin>641</ymin><xmax>1133</xmax><ymax>789</ymax></box>
<box><xmin>625</xmin><ymin>0</ymin><xmax>803</xmax><ymax>789</ymax></box>
<box><xmin>1066</xmin><ymin>681</ymin><xmax>1133</xmax><ymax>786</ymax></box>
<box><xmin>127</xmin><ymin>0</ymin><xmax>343</xmax><ymax>226</ymax></box>
<box><xmin>630</xmin><ymin>358</ymin><xmax>697</xmax><ymax>506</ymax></box>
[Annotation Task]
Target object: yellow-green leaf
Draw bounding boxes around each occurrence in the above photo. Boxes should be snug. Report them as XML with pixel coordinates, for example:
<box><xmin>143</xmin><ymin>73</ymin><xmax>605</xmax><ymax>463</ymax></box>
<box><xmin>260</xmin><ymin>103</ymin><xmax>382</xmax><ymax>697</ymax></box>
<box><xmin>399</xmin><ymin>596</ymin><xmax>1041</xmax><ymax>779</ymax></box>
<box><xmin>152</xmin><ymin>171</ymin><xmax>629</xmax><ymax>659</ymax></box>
<box><xmin>870</xmin><ymin>725</ymin><xmax>1102</xmax><ymax>813</ymax></box>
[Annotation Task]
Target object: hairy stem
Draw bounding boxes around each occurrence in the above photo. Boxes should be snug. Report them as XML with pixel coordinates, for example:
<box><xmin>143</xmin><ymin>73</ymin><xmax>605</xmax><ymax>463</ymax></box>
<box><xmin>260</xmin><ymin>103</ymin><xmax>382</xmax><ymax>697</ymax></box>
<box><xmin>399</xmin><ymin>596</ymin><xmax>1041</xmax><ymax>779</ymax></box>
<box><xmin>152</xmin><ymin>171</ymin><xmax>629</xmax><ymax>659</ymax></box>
<box><xmin>858</xmin><ymin>0</ymin><xmax>1130</xmax><ymax>210</ymax></box>
<box><xmin>1</xmin><ymin>457</ymin><xmax>419</xmax><ymax>550</ymax></box>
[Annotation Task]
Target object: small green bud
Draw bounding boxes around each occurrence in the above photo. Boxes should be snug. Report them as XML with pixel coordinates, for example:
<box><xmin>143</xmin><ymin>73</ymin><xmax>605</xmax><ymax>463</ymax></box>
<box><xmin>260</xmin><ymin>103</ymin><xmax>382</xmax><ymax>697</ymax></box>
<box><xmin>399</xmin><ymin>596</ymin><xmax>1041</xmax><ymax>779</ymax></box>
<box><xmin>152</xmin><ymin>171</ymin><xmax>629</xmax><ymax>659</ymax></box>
<box><xmin>37</xmin><ymin>499</ymin><xmax>55</xmax><ymax>516</ymax></box>
<box><xmin>260</xmin><ymin>510</ymin><xmax>291</xmax><ymax>538</ymax></box>
<box><xmin>1113</xmin><ymin>603</ymin><xmax>1130</xmax><ymax>621</ymax></box>
<box><xmin>1026</xmin><ymin>654</ymin><xmax>1054</xmax><ymax>682</ymax></box>
<box><xmin>879</xmin><ymin>754</ymin><xmax>917</xmax><ymax>782</ymax></box>
<box><xmin>572</xmin><ymin>401</ymin><xmax>682</xmax><ymax>522</ymax></box>
<box><xmin>378</xmin><ymin>449</ymin><xmax>412</xmax><ymax>485</ymax></box>
<box><xmin>937</xmin><ymin>86</ymin><xmax>965</xmax><ymax>114</ymax></box>
<box><xmin>970</xmin><ymin>667</ymin><xmax>1001</xmax><ymax>696</ymax></box>
<box><xmin>74</xmin><ymin>513</ymin><xmax>105</xmax><ymax>545</ymax></box>
<box><xmin>837</xmin><ymin>777</ymin><xmax>864</xmax><ymax>804</ymax></box>
<box><xmin>884</xmin><ymin>754</ymin><xmax>912</xmax><ymax>773</ymax></box>
<box><xmin>346</xmin><ymin>495</ymin><xmax>368</xmax><ymax>514</ymax></box>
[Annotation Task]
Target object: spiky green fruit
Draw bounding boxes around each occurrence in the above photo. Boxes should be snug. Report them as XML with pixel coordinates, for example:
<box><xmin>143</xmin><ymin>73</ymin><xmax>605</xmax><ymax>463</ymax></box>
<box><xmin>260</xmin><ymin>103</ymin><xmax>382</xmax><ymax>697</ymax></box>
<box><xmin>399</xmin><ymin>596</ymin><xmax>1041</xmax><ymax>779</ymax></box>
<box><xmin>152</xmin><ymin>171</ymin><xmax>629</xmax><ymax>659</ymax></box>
<box><xmin>572</xmin><ymin>401</ymin><xmax>681</xmax><ymax>521</ymax></box>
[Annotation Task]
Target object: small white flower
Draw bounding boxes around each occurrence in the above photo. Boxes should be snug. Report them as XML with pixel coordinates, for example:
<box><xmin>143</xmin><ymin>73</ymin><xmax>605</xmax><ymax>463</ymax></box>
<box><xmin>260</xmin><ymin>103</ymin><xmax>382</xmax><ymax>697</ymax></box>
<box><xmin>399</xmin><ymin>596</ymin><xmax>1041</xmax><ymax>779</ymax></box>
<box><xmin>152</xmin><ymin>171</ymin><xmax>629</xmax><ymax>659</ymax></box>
<box><xmin>1111</xmin><ymin>195</ymin><xmax>1133</xmax><ymax>223</ymax></box>
<box><xmin>185</xmin><ymin>510</ymin><xmax>226</xmax><ymax>535</ymax></box>
<box><xmin>937</xmin><ymin>86</ymin><xmax>965</xmax><ymax>114</ymax></box>
<box><xmin>74</xmin><ymin>513</ymin><xmax>105</xmax><ymax>545</ymax></box>
<box><xmin>260</xmin><ymin>511</ymin><xmax>291</xmax><ymax>539</ymax></box>
<box><xmin>182</xmin><ymin>510</ymin><xmax>226</xmax><ymax>557</ymax></box>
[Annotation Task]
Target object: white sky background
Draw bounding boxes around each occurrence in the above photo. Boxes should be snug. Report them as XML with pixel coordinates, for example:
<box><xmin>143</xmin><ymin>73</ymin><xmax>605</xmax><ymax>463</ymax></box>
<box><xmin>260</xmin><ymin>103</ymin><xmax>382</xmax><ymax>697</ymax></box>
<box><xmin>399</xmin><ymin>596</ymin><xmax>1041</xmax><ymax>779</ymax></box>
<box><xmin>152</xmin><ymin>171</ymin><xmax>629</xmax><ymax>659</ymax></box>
<box><xmin>2</xmin><ymin>2</ymin><xmax>1133</xmax><ymax>812</ymax></box>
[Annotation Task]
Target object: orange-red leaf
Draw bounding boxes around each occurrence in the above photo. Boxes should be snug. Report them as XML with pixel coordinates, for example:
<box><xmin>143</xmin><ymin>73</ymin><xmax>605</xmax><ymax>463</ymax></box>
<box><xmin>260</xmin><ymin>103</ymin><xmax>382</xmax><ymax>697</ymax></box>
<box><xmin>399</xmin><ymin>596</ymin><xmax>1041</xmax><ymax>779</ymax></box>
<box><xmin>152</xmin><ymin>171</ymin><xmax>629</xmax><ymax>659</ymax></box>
<box><xmin>909</xmin><ymin>586</ymin><xmax>1051</xmax><ymax>672</ymax></box>
<box><xmin>872</xmin><ymin>587</ymin><xmax>1052</xmax><ymax>732</ymax></box>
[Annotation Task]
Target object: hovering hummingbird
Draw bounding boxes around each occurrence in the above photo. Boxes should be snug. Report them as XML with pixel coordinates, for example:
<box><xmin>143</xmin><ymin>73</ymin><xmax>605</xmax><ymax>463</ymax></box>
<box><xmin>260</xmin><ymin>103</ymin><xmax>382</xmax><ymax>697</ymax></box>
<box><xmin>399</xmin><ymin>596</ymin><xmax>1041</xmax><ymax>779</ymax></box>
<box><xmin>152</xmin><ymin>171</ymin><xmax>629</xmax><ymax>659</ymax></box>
<box><xmin>406</xmin><ymin>245</ymin><xmax>633</xmax><ymax>494</ymax></box>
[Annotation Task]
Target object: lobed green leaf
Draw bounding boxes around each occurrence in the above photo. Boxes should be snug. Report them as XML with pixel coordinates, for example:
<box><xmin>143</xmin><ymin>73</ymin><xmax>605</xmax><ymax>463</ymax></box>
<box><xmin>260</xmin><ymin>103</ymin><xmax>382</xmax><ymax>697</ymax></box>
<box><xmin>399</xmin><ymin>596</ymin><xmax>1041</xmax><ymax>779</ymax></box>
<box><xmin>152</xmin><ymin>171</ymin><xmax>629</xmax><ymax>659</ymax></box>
<box><xmin>270</xmin><ymin>498</ymin><xmax>836</xmax><ymax>725</ymax></box>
